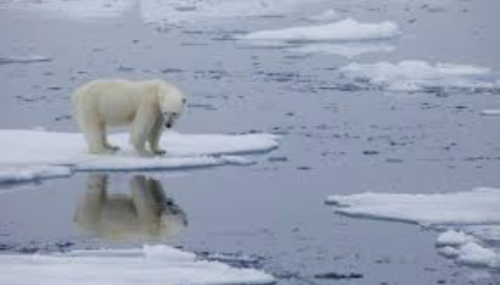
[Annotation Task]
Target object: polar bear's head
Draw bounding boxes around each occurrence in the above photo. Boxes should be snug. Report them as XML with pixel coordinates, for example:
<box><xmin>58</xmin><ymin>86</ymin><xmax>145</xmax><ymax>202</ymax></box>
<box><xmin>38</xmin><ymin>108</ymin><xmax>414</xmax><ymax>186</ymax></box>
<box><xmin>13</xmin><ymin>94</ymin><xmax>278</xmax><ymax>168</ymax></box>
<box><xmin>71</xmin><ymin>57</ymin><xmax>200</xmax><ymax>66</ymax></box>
<box><xmin>156</xmin><ymin>81</ymin><xmax>186</xmax><ymax>128</ymax></box>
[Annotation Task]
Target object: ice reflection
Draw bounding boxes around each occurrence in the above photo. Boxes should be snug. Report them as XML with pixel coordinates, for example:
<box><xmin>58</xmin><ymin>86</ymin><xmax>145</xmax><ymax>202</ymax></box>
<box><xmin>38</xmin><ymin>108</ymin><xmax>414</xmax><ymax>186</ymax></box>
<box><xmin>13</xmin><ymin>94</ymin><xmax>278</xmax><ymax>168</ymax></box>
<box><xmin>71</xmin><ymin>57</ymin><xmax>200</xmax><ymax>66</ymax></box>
<box><xmin>75</xmin><ymin>174</ymin><xmax>187</xmax><ymax>241</ymax></box>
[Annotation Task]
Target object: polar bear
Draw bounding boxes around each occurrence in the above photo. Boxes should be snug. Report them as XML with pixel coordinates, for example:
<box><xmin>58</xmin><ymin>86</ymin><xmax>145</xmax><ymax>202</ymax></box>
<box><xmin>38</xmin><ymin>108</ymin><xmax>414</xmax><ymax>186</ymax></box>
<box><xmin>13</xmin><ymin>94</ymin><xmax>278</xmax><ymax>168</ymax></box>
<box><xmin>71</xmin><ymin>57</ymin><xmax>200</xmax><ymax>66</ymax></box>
<box><xmin>72</xmin><ymin>79</ymin><xmax>186</xmax><ymax>156</ymax></box>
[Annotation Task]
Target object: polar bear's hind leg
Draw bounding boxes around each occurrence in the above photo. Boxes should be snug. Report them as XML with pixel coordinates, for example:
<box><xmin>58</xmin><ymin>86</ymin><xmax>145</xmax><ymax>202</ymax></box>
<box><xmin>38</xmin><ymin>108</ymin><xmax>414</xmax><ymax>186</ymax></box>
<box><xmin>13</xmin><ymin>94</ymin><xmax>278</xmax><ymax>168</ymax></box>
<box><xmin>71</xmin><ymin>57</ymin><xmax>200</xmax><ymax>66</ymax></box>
<box><xmin>83</xmin><ymin>119</ymin><xmax>116</xmax><ymax>154</ymax></box>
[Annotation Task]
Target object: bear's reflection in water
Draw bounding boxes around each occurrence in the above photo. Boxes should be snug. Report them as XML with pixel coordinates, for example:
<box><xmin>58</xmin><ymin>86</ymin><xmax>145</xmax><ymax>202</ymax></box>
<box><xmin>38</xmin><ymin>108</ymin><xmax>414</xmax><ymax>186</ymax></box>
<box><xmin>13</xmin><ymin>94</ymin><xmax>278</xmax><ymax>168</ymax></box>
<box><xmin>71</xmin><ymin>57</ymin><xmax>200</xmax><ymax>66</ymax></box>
<box><xmin>75</xmin><ymin>174</ymin><xmax>187</xmax><ymax>241</ymax></box>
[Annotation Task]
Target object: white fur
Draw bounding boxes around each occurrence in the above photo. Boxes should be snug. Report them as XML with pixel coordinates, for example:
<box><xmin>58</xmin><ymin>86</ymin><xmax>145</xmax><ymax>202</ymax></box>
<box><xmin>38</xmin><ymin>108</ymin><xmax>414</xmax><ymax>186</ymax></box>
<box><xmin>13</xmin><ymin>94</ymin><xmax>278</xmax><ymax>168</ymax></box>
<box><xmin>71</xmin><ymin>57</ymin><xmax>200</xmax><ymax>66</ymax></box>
<box><xmin>72</xmin><ymin>79</ymin><xmax>186</xmax><ymax>156</ymax></box>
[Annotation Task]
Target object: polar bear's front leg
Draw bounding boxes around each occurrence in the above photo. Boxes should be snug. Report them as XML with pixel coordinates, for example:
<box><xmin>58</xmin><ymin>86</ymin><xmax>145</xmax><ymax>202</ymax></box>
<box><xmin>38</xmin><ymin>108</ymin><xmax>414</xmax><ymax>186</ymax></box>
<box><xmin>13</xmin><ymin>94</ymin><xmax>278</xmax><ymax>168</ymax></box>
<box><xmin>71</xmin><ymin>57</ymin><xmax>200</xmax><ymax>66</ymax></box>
<box><xmin>130</xmin><ymin>104</ymin><xmax>158</xmax><ymax>157</ymax></box>
<box><xmin>148</xmin><ymin>115</ymin><xmax>166</xmax><ymax>155</ymax></box>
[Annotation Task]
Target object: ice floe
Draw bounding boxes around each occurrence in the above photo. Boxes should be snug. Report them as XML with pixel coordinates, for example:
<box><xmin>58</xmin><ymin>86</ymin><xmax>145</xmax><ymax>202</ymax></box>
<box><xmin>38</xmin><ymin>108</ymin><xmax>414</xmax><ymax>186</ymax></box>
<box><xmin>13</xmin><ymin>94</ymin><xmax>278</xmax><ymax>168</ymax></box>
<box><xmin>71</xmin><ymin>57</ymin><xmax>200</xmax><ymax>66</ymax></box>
<box><xmin>0</xmin><ymin>130</ymin><xmax>279</xmax><ymax>181</ymax></box>
<box><xmin>327</xmin><ymin>188</ymin><xmax>500</xmax><ymax>269</ymax></box>
<box><xmin>437</xmin><ymin>231</ymin><xmax>499</xmax><ymax>269</ymax></box>
<box><xmin>436</xmin><ymin>230</ymin><xmax>478</xmax><ymax>247</ymax></box>
<box><xmin>240</xmin><ymin>18</ymin><xmax>400</xmax><ymax>42</ymax></box>
<box><xmin>6</xmin><ymin>0</ymin><xmax>133</xmax><ymax>19</ymax></box>
<box><xmin>327</xmin><ymin>187</ymin><xmax>500</xmax><ymax>225</ymax></box>
<box><xmin>339</xmin><ymin>60</ymin><xmax>500</xmax><ymax>92</ymax></box>
<box><xmin>0</xmin><ymin>245</ymin><xmax>275</xmax><ymax>285</ymax></box>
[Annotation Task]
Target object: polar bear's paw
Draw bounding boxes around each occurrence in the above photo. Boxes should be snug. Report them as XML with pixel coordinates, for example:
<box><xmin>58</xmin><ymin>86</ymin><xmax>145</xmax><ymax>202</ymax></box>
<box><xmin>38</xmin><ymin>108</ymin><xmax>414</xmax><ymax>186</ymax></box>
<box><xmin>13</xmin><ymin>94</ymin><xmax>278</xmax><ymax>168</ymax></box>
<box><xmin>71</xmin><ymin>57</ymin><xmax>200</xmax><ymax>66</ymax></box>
<box><xmin>89</xmin><ymin>147</ymin><xmax>118</xmax><ymax>155</ymax></box>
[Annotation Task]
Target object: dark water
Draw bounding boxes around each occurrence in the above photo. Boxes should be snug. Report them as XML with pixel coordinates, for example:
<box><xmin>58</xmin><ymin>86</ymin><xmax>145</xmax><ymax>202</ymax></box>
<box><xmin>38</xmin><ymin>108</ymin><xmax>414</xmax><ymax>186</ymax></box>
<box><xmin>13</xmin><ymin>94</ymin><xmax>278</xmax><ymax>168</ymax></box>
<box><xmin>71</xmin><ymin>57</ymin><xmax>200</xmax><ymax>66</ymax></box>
<box><xmin>1</xmin><ymin>0</ymin><xmax>500</xmax><ymax>284</ymax></box>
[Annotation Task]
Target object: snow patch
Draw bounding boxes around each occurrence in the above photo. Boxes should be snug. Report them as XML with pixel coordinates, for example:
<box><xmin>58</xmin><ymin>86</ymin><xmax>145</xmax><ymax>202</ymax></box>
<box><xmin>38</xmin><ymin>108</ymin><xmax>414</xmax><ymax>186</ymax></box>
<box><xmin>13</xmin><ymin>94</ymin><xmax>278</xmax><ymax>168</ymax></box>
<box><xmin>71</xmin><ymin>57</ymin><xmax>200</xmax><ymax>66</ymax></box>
<box><xmin>240</xmin><ymin>18</ymin><xmax>401</xmax><ymax>42</ymax></box>
<box><xmin>0</xmin><ymin>130</ymin><xmax>279</xmax><ymax>180</ymax></box>
<box><xmin>339</xmin><ymin>60</ymin><xmax>499</xmax><ymax>92</ymax></box>
<box><xmin>0</xmin><ymin>245</ymin><xmax>275</xmax><ymax>285</ymax></box>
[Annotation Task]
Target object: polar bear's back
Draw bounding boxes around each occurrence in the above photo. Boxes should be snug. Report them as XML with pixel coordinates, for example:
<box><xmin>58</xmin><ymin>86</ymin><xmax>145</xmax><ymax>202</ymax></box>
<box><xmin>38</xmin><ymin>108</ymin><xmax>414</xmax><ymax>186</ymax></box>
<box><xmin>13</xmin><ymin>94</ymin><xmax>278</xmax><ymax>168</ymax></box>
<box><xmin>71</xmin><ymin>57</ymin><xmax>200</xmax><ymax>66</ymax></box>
<box><xmin>72</xmin><ymin>79</ymin><xmax>144</xmax><ymax>126</ymax></box>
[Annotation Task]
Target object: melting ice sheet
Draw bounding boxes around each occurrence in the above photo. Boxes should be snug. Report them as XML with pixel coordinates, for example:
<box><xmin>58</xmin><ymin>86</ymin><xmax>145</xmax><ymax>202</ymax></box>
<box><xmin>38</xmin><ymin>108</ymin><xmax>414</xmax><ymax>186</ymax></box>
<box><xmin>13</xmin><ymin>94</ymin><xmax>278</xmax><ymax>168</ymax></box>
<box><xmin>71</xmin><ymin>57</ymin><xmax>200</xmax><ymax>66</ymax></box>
<box><xmin>0</xmin><ymin>130</ymin><xmax>279</xmax><ymax>182</ymax></box>
<box><xmin>0</xmin><ymin>245</ymin><xmax>275</xmax><ymax>285</ymax></box>
<box><xmin>327</xmin><ymin>188</ymin><xmax>500</xmax><ymax>269</ymax></box>
<box><xmin>339</xmin><ymin>60</ymin><xmax>500</xmax><ymax>92</ymax></box>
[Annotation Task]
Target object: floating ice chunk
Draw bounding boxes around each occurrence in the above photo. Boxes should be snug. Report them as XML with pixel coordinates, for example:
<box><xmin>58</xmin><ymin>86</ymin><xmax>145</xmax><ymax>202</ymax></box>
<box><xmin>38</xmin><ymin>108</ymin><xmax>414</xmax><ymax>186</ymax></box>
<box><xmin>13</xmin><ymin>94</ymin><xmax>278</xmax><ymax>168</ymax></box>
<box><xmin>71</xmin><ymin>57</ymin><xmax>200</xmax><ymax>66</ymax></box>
<box><xmin>436</xmin><ymin>230</ymin><xmax>477</xmax><ymax>247</ymax></box>
<box><xmin>455</xmin><ymin>242</ymin><xmax>500</xmax><ymax>268</ymax></box>
<box><xmin>436</xmin><ymin>232</ymin><xmax>498</xmax><ymax>267</ymax></box>
<box><xmin>480</xmin><ymin>109</ymin><xmax>500</xmax><ymax>116</ymax></box>
<box><xmin>327</xmin><ymin>188</ymin><xmax>500</xmax><ymax>269</ymax></box>
<box><xmin>327</xmin><ymin>187</ymin><xmax>500</xmax><ymax>225</ymax></box>
<box><xmin>288</xmin><ymin>42</ymin><xmax>395</xmax><ymax>58</ymax></box>
<box><xmin>438</xmin><ymin>246</ymin><xmax>461</xmax><ymax>258</ymax></box>
<box><xmin>241</xmin><ymin>18</ymin><xmax>401</xmax><ymax>42</ymax></box>
<box><xmin>308</xmin><ymin>9</ymin><xmax>339</xmax><ymax>22</ymax></box>
<box><xmin>0</xmin><ymin>166</ymin><xmax>71</xmax><ymax>184</ymax></box>
<box><xmin>339</xmin><ymin>60</ymin><xmax>499</xmax><ymax>92</ymax></box>
<box><xmin>0</xmin><ymin>130</ymin><xmax>279</xmax><ymax>178</ymax></box>
<box><xmin>0</xmin><ymin>55</ymin><xmax>51</xmax><ymax>65</ymax></box>
<box><xmin>0</xmin><ymin>245</ymin><xmax>275</xmax><ymax>285</ymax></box>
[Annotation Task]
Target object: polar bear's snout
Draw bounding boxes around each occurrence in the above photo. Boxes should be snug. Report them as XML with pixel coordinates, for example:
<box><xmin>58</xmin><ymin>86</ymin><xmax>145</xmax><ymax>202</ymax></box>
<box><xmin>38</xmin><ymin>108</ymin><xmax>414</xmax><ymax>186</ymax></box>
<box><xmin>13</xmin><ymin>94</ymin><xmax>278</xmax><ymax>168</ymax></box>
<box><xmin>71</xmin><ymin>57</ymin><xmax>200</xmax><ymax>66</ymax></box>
<box><xmin>165</xmin><ymin>115</ymin><xmax>174</xmax><ymax>128</ymax></box>
<box><xmin>164</xmin><ymin>111</ymin><xmax>181</xmax><ymax>129</ymax></box>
